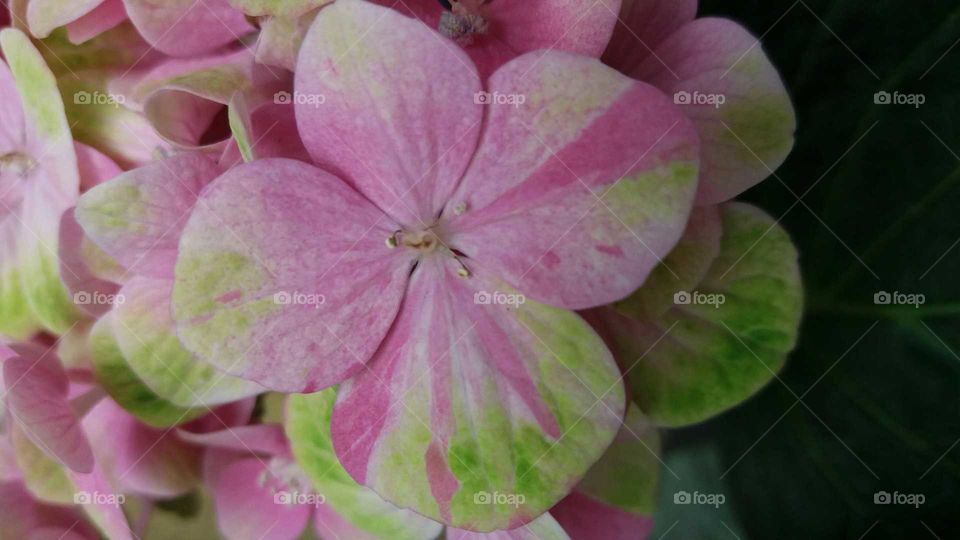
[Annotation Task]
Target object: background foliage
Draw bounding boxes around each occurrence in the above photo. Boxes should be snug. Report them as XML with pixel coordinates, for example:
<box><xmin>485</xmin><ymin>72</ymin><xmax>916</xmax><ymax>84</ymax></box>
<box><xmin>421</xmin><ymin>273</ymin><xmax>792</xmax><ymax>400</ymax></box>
<box><xmin>652</xmin><ymin>1</ymin><xmax>960</xmax><ymax>538</ymax></box>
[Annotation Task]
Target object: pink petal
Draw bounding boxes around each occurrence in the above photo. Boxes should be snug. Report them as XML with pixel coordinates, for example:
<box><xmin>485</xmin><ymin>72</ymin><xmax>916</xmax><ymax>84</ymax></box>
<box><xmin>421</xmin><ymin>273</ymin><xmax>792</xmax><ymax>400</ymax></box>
<box><xmin>58</xmin><ymin>207</ymin><xmax>121</xmax><ymax>318</ymax></box>
<box><xmin>75</xmin><ymin>141</ymin><xmax>123</xmax><ymax>190</ymax></box>
<box><xmin>0</xmin><ymin>58</ymin><xmax>25</xmax><ymax>148</ymax></box>
<box><xmin>2</xmin><ymin>344</ymin><xmax>95</xmax><ymax>473</ymax></box>
<box><xmin>446</xmin><ymin>51</ymin><xmax>700</xmax><ymax>309</ymax></box>
<box><xmin>295</xmin><ymin>0</ymin><xmax>482</xmax><ymax>228</ymax></box>
<box><xmin>551</xmin><ymin>491</ymin><xmax>654</xmax><ymax>540</ymax></box>
<box><xmin>0</xmin><ymin>480</ymin><xmax>99</xmax><ymax>539</ymax></box>
<box><xmin>332</xmin><ymin>258</ymin><xmax>625</xmax><ymax>531</ymax></box>
<box><xmin>65</xmin><ymin>0</ymin><xmax>127</xmax><ymax>44</ymax></box>
<box><xmin>179</xmin><ymin>424</ymin><xmax>290</xmax><ymax>457</ymax></box>
<box><xmin>380</xmin><ymin>0</ymin><xmax>620</xmax><ymax>80</ymax></box>
<box><xmin>633</xmin><ymin>18</ymin><xmax>796</xmax><ymax>204</ymax></box>
<box><xmin>220</xmin><ymin>101</ymin><xmax>311</xmax><ymax>168</ymax></box>
<box><xmin>82</xmin><ymin>398</ymin><xmax>201</xmax><ymax>498</ymax></box>
<box><xmin>602</xmin><ymin>0</ymin><xmax>697</xmax><ymax>75</ymax></box>
<box><xmin>181</xmin><ymin>398</ymin><xmax>257</xmax><ymax>434</ymax></box>
<box><xmin>214</xmin><ymin>458</ymin><xmax>311</xmax><ymax>540</ymax></box>
<box><xmin>67</xmin><ymin>462</ymin><xmax>134</xmax><ymax>540</ymax></box>
<box><xmin>172</xmin><ymin>158</ymin><xmax>413</xmax><ymax>392</ymax></box>
<box><xmin>75</xmin><ymin>152</ymin><xmax>222</xmax><ymax>279</ymax></box>
<box><xmin>123</xmin><ymin>0</ymin><xmax>255</xmax><ymax>57</ymax></box>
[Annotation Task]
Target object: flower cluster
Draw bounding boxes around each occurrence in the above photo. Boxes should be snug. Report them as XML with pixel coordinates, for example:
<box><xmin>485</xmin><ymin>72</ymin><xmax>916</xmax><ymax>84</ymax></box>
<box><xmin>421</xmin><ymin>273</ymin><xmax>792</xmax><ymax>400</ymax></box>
<box><xmin>0</xmin><ymin>0</ymin><xmax>802</xmax><ymax>538</ymax></box>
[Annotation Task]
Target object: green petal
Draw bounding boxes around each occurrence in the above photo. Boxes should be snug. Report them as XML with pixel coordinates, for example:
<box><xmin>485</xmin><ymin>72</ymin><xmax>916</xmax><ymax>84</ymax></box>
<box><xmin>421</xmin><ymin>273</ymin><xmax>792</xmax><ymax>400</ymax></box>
<box><xmin>228</xmin><ymin>0</ymin><xmax>329</xmax><ymax>17</ymax></box>
<box><xmin>593</xmin><ymin>202</ymin><xmax>803</xmax><ymax>426</ymax></box>
<box><xmin>285</xmin><ymin>390</ymin><xmax>444</xmax><ymax>540</ymax></box>
<box><xmin>576</xmin><ymin>404</ymin><xmax>661</xmax><ymax>515</ymax></box>
<box><xmin>89</xmin><ymin>314</ymin><xmax>206</xmax><ymax>428</ymax></box>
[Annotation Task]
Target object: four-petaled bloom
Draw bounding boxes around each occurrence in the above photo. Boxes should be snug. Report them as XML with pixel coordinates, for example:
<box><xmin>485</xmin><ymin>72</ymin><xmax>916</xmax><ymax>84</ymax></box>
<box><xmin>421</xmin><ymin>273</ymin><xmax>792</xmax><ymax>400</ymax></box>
<box><xmin>162</xmin><ymin>0</ymin><xmax>700</xmax><ymax>531</ymax></box>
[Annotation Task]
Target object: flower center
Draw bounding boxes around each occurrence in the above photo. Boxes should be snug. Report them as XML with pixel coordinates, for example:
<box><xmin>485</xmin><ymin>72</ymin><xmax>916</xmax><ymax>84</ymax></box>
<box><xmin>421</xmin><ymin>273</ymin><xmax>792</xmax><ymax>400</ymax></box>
<box><xmin>438</xmin><ymin>0</ymin><xmax>491</xmax><ymax>45</ymax></box>
<box><xmin>0</xmin><ymin>152</ymin><xmax>35</xmax><ymax>208</ymax></box>
<box><xmin>0</xmin><ymin>152</ymin><xmax>35</xmax><ymax>177</ymax></box>
<box><xmin>386</xmin><ymin>227</ymin><xmax>472</xmax><ymax>277</ymax></box>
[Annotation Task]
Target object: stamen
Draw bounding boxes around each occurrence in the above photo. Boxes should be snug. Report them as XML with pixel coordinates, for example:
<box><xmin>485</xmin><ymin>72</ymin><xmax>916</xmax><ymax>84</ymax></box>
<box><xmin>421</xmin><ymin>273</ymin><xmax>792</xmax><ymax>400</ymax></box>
<box><xmin>438</xmin><ymin>1</ymin><xmax>489</xmax><ymax>44</ymax></box>
<box><xmin>453</xmin><ymin>202</ymin><xmax>467</xmax><ymax>215</ymax></box>
<box><xmin>0</xmin><ymin>152</ymin><xmax>36</xmax><ymax>177</ymax></box>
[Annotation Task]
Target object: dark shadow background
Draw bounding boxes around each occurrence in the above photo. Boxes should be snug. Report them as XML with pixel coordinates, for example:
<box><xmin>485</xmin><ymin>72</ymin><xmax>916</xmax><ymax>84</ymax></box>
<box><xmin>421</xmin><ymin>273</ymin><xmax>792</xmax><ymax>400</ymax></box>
<box><xmin>651</xmin><ymin>1</ymin><xmax>960</xmax><ymax>538</ymax></box>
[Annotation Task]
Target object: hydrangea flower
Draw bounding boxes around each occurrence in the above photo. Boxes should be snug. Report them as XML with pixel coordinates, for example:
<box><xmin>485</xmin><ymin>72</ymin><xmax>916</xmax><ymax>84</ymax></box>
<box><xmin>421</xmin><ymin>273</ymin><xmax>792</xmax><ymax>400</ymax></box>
<box><xmin>145</xmin><ymin>0</ymin><xmax>699</xmax><ymax>530</ymax></box>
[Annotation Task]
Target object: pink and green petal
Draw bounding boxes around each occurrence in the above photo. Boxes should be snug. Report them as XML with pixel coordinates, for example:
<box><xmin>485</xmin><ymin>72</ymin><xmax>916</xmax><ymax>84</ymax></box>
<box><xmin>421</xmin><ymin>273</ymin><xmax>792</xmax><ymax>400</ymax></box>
<box><xmin>112</xmin><ymin>276</ymin><xmax>264</xmax><ymax>407</ymax></box>
<box><xmin>58</xmin><ymin>77</ymin><xmax>170</xmax><ymax>169</ymax></box>
<box><xmin>602</xmin><ymin>0</ymin><xmax>697</xmax><ymax>75</ymax></box>
<box><xmin>89</xmin><ymin>314</ymin><xmax>206</xmax><ymax>427</ymax></box>
<box><xmin>285</xmin><ymin>390</ymin><xmax>447</xmax><ymax>540</ymax></box>
<box><xmin>3</xmin><ymin>343</ymin><xmax>94</xmax><ymax>473</ymax></box>
<box><xmin>588</xmin><ymin>203</ymin><xmax>802</xmax><ymax>426</ymax></box>
<box><xmin>448</xmin><ymin>513</ymin><xmax>570</xmax><ymax>540</ymax></box>
<box><xmin>65</xmin><ymin>0</ymin><xmax>128</xmax><ymax>44</ymax></box>
<box><xmin>123</xmin><ymin>0</ymin><xmax>254</xmax><ymax>57</ymax></box>
<box><xmin>82</xmin><ymin>398</ymin><xmax>201</xmax><ymax>497</ymax></box>
<box><xmin>1</xmin><ymin>28</ymin><xmax>81</xmax><ymax>333</ymax></box>
<box><xmin>331</xmin><ymin>259</ymin><xmax>625</xmax><ymax>531</ymax></box>
<box><xmin>76</xmin><ymin>152</ymin><xmax>222</xmax><ymax>279</ymax></box>
<box><xmin>25</xmin><ymin>0</ymin><xmax>105</xmax><ymax>38</ymax></box>
<box><xmin>614</xmin><ymin>205</ymin><xmax>721</xmax><ymax>319</ymax></box>
<box><xmin>446</xmin><ymin>51</ymin><xmax>699</xmax><ymax>310</ymax></box>
<box><xmin>126</xmin><ymin>50</ymin><xmax>270</xmax><ymax>148</ymax></box>
<box><xmin>9</xmin><ymin>421</ymin><xmax>76</xmax><ymax>504</ymax></box>
<box><xmin>295</xmin><ymin>0</ymin><xmax>483</xmax><ymax>228</ymax></box>
<box><xmin>173</xmin><ymin>158</ymin><xmax>414</xmax><ymax>393</ymax></box>
<box><xmin>634</xmin><ymin>18</ymin><xmax>796</xmax><ymax>204</ymax></box>
<box><xmin>214</xmin><ymin>458</ymin><xmax>311</xmax><ymax>540</ymax></box>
